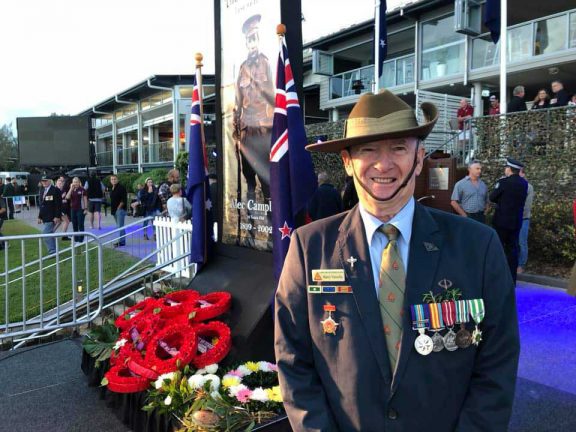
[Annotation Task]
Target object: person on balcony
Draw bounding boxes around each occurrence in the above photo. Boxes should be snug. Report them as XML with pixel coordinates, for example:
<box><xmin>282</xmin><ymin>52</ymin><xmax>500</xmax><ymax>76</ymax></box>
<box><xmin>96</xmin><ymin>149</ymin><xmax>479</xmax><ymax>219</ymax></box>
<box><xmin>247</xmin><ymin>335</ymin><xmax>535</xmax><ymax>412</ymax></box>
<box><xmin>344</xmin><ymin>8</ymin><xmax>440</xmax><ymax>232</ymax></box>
<box><xmin>488</xmin><ymin>95</ymin><xmax>500</xmax><ymax>115</ymax></box>
<box><xmin>550</xmin><ymin>80</ymin><xmax>569</xmax><ymax>107</ymax></box>
<box><xmin>456</xmin><ymin>98</ymin><xmax>474</xmax><ymax>156</ymax></box>
<box><xmin>507</xmin><ymin>86</ymin><xmax>527</xmax><ymax>113</ymax></box>
<box><xmin>531</xmin><ymin>89</ymin><xmax>550</xmax><ymax>110</ymax></box>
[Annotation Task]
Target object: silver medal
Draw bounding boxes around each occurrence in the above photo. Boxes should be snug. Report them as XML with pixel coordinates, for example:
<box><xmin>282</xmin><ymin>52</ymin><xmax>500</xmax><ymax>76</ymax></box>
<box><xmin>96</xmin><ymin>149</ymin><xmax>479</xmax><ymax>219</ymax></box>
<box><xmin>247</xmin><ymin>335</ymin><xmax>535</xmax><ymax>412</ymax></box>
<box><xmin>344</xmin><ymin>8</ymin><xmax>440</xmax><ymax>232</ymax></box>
<box><xmin>414</xmin><ymin>330</ymin><xmax>433</xmax><ymax>356</ymax></box>
<box><xmin>432</xmin><ymin>332</ymin><xmax>445</xmax><ymax>352</ymax></box>
<box><xmin>443</xmin><ymin>329</ymin><xmax>458</xmax><ymax>351</ymax></box>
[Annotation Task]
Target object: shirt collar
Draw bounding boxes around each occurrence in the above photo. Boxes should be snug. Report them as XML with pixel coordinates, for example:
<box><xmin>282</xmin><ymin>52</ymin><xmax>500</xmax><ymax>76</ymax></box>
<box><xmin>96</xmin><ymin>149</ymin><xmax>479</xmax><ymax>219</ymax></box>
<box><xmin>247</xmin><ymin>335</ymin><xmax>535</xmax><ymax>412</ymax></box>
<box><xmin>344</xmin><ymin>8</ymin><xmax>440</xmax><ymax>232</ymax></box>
<box><xmin>359</xmin><ymin>197</ymin><xmax>415</xmax><ymax>246</ymax></box>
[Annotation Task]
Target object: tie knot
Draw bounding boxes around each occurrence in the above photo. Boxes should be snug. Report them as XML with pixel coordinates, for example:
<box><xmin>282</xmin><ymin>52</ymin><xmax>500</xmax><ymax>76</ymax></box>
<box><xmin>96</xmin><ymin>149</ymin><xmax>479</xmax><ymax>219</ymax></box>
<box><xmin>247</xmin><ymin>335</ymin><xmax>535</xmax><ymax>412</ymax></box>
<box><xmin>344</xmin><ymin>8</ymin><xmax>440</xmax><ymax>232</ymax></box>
<box><xmin>380</xmin><ymin>224</ymin><xmax>399</xmax><ymax>241</ymax></box>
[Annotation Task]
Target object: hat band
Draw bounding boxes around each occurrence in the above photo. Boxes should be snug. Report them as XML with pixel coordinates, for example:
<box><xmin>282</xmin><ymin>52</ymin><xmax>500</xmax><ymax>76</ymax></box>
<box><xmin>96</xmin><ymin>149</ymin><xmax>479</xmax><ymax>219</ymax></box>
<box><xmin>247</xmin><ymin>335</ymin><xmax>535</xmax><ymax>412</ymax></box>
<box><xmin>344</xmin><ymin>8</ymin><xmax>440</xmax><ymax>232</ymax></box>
<box><xmin>344</xmin><ymin>110</ymin><xmax>419</xmax><ymax>139</ymax></box>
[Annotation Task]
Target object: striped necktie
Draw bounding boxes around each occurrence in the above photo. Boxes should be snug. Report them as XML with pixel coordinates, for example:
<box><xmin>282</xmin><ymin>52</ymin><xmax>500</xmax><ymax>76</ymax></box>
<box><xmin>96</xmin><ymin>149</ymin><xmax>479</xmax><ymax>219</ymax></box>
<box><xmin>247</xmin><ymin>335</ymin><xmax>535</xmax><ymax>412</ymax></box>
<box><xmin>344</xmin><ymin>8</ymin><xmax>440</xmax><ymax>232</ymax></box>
<box><xmin>378</xmin><ymin>224</ymin><xmax>405</xmax><ymax>372</ymax></box>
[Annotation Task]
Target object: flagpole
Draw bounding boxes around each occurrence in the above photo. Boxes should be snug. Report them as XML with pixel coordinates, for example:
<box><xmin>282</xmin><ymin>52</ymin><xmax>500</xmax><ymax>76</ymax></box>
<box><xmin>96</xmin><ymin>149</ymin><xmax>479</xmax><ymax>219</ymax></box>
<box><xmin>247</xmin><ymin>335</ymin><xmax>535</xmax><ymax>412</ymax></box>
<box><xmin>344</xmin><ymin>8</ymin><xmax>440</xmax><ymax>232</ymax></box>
<box><xmin>195</xmin><ymin>53</ymin><xmax>206</xmax><ymax>144</ymax></box>
<box><xmin>499</xmin><ymin>0</ymin><xmax>507</xmax><ymax>113</ymax></box>
<box><xmin>374</xmin><ymin>0</ymin><xmax>380</xmax><ymax>93</ymax></box>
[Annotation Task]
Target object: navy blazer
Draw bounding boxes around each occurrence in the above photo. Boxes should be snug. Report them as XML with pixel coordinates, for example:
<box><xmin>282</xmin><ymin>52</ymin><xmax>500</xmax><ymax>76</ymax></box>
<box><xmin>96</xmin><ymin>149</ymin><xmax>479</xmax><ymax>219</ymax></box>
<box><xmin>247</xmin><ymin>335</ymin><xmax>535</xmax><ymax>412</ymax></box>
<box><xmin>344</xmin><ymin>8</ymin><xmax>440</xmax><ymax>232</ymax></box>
<box><xmin>38</xmin><ymin>185</ymin><xmax>62</xmax><ymax>223</ymax></box>
<box><xmin>489</xmin><ymin>175</ymin><xmax>528</xmax><ymax>231</ymax></box>
<box><xmin>275</xmin><ymin>203</ymin><xmax>519</xmax><ymax>432</ymax></box>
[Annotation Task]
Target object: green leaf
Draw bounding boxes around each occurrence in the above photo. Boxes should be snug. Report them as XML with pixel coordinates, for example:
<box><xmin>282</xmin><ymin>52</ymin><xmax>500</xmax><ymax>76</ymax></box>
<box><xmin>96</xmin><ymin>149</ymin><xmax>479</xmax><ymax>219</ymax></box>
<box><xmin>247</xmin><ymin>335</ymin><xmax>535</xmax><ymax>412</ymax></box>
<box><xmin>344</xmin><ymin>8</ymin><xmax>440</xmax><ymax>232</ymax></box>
<box><xmin>100</xmin><ymin>377</ymin><xmax>109</xmax><ymax>386</ymax></box>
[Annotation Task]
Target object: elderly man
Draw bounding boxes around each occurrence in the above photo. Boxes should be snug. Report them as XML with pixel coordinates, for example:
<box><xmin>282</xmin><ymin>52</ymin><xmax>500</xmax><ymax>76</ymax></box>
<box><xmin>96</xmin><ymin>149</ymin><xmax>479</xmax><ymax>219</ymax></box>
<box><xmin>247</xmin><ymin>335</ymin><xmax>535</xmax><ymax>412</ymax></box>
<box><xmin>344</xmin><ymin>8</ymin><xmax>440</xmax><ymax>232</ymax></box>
<box><xmin>507</xmin><ymin>85</ymin><xmax>527</xmax><ymax>112</ymax></box>
<box><xmin>450</xmin><ymin>160</ymin><xmax>489</xmax><ymax>223</ymax></box>
<box><xmin>275</xmin><ymin>90</ymin><xmax>520</xmax><ymax>431</ymax></box>
<box><xmin>37</xmin><ymin>176</ymin><xmax>62</xmax><ymax>255</ymax></box>
<box><xmin>550</xmin><ymin>80</ymin><xmax>570</xmax><ymax>107</ymax></box>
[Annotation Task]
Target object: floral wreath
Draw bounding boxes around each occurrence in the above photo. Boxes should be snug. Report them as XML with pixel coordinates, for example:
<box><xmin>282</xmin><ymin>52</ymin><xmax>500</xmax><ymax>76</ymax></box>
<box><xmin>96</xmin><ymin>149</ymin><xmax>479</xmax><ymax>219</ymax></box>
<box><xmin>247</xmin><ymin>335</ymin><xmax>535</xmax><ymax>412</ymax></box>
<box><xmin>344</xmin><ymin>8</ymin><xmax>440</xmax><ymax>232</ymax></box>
<box><xmin>111</xmin><ymin>314</ymin><xmax>163</xmax><ymax>367</ymax></box>
<box><xmin>104</xmin><ymin>364</ymin><xmax>151</xmax><ymax>393</ymax></box>
<box><xmin>138</xmin><ymin>323</ymin><xmax>199</xmax><ymax>375</ymax></box>
<box><xmin>190</xmin><ymin>321</ymin><xmax>231</xmax><ymax>369</ymax></box>
<box><xmin>158</xmin><ymin>290</ymin><xmax>200</xmax><ymax>320</ymax></box>
<box><xmin>114</xmin><ymin>297</ymin><xmax>160</xmax><ymax>331</ymax></box>
<box><xmin>221</xmin><ymin>361</ymin><xmax>282</xmax><ymax>404</ymax></box>
<box><xmin>186</xmin><ymin>292</ymin><xmax>232</xmax><ymax>323</ymax></box>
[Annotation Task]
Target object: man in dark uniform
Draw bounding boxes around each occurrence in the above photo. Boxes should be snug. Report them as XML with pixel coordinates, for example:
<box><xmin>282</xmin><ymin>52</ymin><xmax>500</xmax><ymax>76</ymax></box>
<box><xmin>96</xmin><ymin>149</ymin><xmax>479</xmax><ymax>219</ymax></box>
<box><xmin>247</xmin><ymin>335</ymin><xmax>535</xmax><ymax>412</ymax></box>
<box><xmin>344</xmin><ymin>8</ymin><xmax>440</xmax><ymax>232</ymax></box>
<box><xmin>489</xmin><ymin>158</ymin><xmax>528</xmax><ymax>283</ymax></box>
<box><xmin>233</xmin><ymin>14</ymin><xmax>275</xmax><ymax>203</ymax></box>
<box><xmin>3</xmin><ymin>177</ymin><xmax>15</xmax><ymax>219</ymax></box>
<box><xmin>38</xmin><ymin>176</ymin><xmax>62</xmax><ymax>255</ymax></box>
<box><xmin>307</xmin><ymin>171</ymin><xmax>343</xmax><ymax>220</ymax></box>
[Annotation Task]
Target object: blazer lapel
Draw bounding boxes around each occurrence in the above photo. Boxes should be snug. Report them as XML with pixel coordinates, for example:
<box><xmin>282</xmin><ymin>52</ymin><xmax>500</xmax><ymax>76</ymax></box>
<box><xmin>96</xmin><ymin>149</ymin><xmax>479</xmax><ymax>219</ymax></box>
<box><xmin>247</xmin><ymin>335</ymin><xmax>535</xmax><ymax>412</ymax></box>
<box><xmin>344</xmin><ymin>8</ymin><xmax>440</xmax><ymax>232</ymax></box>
<box><xmin>392</xmin><ymin>203</ymin><xmax>443</xmax><ymax>394</ymax></box>
<box><xmin>337</xmin><ymin>207</ymin><xmax>393</xmax><ymax>384</ymax></box>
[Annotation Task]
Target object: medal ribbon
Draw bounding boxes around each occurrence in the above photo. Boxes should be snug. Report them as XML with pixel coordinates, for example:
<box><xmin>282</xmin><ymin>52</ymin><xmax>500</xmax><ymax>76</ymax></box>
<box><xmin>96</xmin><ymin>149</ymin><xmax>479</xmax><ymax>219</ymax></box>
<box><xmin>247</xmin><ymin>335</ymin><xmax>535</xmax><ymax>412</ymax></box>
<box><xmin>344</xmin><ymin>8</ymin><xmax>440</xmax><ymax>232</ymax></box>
<box><xmin>468</xmin><ymin>299</ymin><xmax>485</xmax><ymax>325</ymax></box>
<box><xmin>455</xmin><ymin>300</ymin><xmax>469</xmax><ymax>324</ymax></box>
<box><xmin>410</xmin><ymin>304</ymin><xmax>430</xmax><ymax>330</ymax></box>
<box><xmin>441</xmin><ymin>301</ymin><xmax>456</xmax><ymax>327</ymax></box>
<box><xmin>428</xmin><ymin>303</ymin><xmax>445</xmax><ymax>330</ymax></box>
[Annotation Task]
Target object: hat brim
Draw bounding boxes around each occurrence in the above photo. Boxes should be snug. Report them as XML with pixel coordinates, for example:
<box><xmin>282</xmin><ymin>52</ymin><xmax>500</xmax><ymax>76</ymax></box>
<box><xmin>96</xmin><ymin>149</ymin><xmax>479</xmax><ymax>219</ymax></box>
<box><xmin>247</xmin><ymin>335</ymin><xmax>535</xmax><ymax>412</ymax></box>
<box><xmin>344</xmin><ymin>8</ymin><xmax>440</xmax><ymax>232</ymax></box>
<box><xmin>306</xmin><ymin>102</ymin><xmax>438</xmax><ymax>153</ymax></box>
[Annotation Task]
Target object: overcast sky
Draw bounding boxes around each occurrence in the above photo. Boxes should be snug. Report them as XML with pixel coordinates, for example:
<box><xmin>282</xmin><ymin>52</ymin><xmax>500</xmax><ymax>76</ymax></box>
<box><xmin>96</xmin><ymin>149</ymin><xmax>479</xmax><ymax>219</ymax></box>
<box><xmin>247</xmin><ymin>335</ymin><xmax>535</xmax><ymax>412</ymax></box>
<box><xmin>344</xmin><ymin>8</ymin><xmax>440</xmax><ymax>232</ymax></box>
<box><xmin>0</xmin><ymin>0</ymin><xmax>405</xmax><ymax>130</ymax></box>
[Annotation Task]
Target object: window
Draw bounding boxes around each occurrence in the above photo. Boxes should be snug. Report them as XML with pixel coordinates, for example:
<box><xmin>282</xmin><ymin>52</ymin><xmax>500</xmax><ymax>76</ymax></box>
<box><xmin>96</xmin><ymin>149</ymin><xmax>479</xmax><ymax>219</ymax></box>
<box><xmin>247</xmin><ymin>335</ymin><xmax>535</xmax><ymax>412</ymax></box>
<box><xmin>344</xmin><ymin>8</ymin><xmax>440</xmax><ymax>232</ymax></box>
<box><xmin>421</xmin><ymin>15</ymin><xmax>465</xmax><ymax>81</ymax></box>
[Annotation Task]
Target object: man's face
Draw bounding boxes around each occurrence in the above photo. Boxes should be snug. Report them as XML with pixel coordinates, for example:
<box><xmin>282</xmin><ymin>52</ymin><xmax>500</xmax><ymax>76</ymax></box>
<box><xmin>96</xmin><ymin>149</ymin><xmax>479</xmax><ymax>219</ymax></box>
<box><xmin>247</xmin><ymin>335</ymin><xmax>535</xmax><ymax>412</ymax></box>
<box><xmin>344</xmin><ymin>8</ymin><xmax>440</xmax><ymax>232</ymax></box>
<box><xmin>468</xmin><ymin>163</ymin><xmax>482</xmax><ymax>179</ymax></box>
<box><xmin>552</xmin><ymin>82</ymin><xmax>562</xmax><ymax>93</ymax></box>
<box><xmin>171</xmin><ymin>171</ymin><xmax>180</xmax><ymax>183</ymax></box>
<box><xmin>41</xmin><ymin>180</ymin><xmax>50</xmax><ymax>188</ymax></box>
<box><xmin>504</xmin><ymin>166</ymin><xmax>512</xmax><ymax>177</ymax></box>
<box><xmin>491</xmin><ymin>99</ymin><xmax>498</xmax><ymax>106</ymax></box>
<box><xmin>246</xmin><ymin>31</ymin><xmax>259</xmax><ymax>57</ymax></box>
<box><xmin>110</xmin><ymin>176</ymin><xmax>118</xmax><ymax>185</ymax></box>
<box><xmin>341</xmin><ymin>137</ymin><xmax>423</xmax><ymax>215</ymax></box>
<box><xmin>459</xmin><ymin>99</ymin><xmax>468</xmax><ymax>108</ymax></box>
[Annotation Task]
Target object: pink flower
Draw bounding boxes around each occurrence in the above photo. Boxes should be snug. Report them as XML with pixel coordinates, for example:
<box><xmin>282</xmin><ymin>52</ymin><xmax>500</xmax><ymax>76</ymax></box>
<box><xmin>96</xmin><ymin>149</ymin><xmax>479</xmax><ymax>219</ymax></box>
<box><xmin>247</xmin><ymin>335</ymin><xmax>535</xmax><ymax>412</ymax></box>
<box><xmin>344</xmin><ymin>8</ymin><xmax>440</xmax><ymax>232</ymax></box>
<box><xmin>227</xmin><ymin>369</ymin><xmax>243</xmax><ymax>377</ymax></box>
<box><xmin>236</xmin><ymin>388</ymin><xmax>252</xmax><ymax>403</ymax></box>
<box><xmin>269</xmin><ymin>363</ymin><xmax>278</xmax><ymax>372</ymax></box>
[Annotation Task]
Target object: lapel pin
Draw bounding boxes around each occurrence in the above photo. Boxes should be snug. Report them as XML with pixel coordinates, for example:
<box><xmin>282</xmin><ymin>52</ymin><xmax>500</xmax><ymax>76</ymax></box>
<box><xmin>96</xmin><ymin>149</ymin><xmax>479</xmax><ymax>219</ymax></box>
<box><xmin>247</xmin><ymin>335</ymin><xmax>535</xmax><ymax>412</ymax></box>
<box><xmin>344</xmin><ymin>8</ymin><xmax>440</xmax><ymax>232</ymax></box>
<box><xmin>423</xmin><ymin>242</ymin><xmax>439</xmax><ymax>252</ymax></box>
<box><xmin>346</xmin><ymin>256</ymin><xmax>357</xmax><ymax>270</ymax></box>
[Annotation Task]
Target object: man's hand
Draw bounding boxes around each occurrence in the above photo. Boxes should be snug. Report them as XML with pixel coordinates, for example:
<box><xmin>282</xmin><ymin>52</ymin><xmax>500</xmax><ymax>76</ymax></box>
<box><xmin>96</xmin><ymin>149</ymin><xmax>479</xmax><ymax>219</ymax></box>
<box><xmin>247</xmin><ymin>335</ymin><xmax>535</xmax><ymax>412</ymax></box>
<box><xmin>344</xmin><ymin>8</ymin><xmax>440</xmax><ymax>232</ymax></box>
<box><xmin>37</xmin><ymin>218</ymin><xmax>42</xmax><ymax>224</ymax></box>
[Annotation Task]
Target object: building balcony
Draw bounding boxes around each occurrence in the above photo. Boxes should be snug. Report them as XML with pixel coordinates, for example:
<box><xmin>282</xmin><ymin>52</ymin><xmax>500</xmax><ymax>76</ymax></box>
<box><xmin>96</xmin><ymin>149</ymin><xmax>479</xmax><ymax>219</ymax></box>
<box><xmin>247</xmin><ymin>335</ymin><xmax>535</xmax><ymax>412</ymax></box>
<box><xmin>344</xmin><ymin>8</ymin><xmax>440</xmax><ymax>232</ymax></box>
<box><xmin>96</xmin><ymin>151</ymin><xmax>113</xmax><ymax>167</ymax></box>
<box><xmin>472</xmin><ymin>8</ymin><xmax>576</xmax><ymax>70</ymax></box>
<box><xmin>143</xmin><ymin>141</ymin><xmax>173</xmax><ymax>164</ymax></box>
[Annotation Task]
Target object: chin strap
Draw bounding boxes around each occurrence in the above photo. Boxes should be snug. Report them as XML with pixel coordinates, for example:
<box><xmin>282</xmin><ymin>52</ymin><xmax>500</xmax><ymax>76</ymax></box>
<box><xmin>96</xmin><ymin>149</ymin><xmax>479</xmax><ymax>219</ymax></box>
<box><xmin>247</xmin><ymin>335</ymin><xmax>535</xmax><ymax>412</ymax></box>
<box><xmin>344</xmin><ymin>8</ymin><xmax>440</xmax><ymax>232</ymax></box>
<box><xmin>349</xmin><ymin>143</ymin><xmax>420</xmax><ymax>202</ymax></box>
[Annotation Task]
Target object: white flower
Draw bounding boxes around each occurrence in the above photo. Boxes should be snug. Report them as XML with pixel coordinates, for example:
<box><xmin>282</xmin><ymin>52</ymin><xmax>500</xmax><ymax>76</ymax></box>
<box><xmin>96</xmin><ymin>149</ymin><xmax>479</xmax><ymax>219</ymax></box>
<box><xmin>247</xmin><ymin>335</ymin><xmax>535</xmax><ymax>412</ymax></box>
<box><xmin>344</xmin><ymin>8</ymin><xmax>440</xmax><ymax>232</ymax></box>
<box><xmin>228</xmin><ymin>384</ymin><xmax>248</xmax><ymax>397</ymax></box>
<box><xmin>113</xmin><ymin>338</ymin><xmax>127</xmax><ymax>350</ymax></box>
<box><xmin>249</xmin><ymin>387</ymin><xmax>269</xmax><ymax>402</ymax></box>
<box><xmin>257</xmin><ymin>361</ymin><xmax>272</xmax><ymax>372</ymax></box>
<box><xmin>195</xmin><ymin>363</ymin><xmax>218</xmax><ymax>375</ymax></box>
<box><xmin>154</xmin><ymin>372</ymin><xmax>175</xmax><ymax>389</ymax></box>
<box><xmin>188</xmin><ymin>375</ymin><xmax>207</xmax><ymax>390</ymax></box>
<box><xmin>236</xmin><ymin>365</ymin><xmax>252</xmax><ymax>377</ymax></box>
<box><xmin>164</xmin><ymin>395</ymin><xmax>172</xmax><ymax>406</ymax></box>
<box><xmin>203</xmin><ymin>374</ymin><xmax>221</xmax><ymax>392</ymax></box>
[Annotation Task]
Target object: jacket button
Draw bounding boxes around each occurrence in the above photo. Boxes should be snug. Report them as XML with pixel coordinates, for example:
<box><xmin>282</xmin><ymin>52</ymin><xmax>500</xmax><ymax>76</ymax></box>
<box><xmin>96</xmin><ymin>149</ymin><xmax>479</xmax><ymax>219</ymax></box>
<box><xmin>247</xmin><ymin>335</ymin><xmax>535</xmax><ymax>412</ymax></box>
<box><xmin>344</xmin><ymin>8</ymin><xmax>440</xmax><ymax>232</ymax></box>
<box><xmin>388</xmin><ymin>408</ymin><xmax>398</xmax><ymax>420</ymax></box>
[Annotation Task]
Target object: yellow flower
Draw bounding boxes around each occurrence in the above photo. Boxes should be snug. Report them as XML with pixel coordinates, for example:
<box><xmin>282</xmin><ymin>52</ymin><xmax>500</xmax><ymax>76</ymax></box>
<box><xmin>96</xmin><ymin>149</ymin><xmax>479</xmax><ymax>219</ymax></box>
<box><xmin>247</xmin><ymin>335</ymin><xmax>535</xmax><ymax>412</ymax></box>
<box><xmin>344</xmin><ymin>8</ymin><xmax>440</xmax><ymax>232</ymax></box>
<box><xmin>265</xmin><ymin>386</ymin><xmax>283</xmax><ymax>403</ymax></box>
<box><xmin>222</xmin><ymin>376</ymin><xmax>241</xmax><ymax>388</ymax></box>
<box><xmin>245</xmin><ymin>361</ymin><xmax>259</xmax><ymax>372</ymax></box>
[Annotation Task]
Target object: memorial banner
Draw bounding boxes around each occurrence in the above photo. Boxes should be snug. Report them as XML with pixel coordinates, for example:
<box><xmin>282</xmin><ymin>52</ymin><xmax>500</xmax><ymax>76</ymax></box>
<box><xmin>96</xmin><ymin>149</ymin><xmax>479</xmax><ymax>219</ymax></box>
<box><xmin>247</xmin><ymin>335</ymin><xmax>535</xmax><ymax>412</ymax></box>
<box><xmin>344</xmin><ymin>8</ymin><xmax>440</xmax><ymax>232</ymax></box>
<box><xmin>219</xmin><ymin>0</ymin><xmax>281</xmax><ymax>250</ymax></box>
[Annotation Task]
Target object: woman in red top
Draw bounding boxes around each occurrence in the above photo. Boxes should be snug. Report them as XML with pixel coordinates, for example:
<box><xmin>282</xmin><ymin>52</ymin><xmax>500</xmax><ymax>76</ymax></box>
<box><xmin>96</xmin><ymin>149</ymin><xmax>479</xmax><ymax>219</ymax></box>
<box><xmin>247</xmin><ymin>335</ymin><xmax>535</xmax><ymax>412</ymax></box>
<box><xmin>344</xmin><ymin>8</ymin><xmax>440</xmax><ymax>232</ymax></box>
<box><xmin>66</xmin><ymin>177</ymin><xmax>88</xmax><ymax>243</ymax></box>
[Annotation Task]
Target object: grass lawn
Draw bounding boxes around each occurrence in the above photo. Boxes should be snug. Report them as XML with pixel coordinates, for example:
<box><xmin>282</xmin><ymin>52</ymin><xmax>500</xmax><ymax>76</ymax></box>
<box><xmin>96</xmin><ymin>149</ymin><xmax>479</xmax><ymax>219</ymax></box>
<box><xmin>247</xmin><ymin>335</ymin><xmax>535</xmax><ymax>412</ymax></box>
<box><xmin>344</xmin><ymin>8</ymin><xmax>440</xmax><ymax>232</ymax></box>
<box><xmin>0</xmin><ymin>220</ymin><xmax>143</xmax><ymax>325</ymax></box>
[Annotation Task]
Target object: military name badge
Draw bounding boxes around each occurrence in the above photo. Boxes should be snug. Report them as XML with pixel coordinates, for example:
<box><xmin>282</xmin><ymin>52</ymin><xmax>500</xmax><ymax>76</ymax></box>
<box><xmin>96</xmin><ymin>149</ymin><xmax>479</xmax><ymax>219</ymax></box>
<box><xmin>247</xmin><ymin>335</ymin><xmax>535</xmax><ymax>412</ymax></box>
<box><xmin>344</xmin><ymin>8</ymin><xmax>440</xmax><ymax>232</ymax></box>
<box><xmin>428</xmin><ymin>303</ymin><xmax>445</xmax><ymax>352</ymax></box>
<box><xmin>441</xmin><ymin>300</ymin><xmax>458</xmax><ymax>351</ymax></box>
<box><xmin>455</xmin><ymin>299</ymin><xmax>472</xmax><ymax>349</ymax></box>
<box><xmin>321</xmin><ymin>303</ymin><xmax>339</xmax><ymax>335</ymax></box>
<box><xmin>469</xmin><ymin>299</ymin><xmax>485</xmax><ymax>345</ymax></box>
<box><xmin>410</xmin><ymin>304</ymin><xmax>433</xmax><ymax>355</ymax></box>
<box><xmin>312</xmin><ymin>269</ymin><xmax>346</xmax><ymax>282</ymax></box>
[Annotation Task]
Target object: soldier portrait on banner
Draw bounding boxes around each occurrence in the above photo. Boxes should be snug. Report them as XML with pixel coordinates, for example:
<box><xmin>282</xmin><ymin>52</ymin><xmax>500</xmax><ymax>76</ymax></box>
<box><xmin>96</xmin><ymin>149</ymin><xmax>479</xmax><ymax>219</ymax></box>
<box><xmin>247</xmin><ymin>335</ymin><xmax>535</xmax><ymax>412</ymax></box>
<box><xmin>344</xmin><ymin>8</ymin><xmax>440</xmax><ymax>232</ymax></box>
<box><xmin>220</xmin><ymin>0</ymin><xmax>281</xmax><ymax>250</ymax></box>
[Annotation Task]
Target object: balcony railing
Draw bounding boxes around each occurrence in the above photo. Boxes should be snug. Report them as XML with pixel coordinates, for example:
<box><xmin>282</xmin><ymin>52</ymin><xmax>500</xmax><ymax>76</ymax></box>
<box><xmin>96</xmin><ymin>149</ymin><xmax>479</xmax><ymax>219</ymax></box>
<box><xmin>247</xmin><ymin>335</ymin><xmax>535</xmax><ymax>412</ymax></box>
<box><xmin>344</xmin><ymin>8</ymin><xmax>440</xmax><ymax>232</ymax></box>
<box><xmin>330</xmin><ymin>65</ymin><xmax>374</xmax><ymax>100</ymax></box>
<box><xmin>117</xmin><ymin>147</ymin><xmax>139</xmax><ymax>165</ymax></box>
<box><xmin>143</xmin><ymin>141</ymin><xmax>173</xmax><ymax>164</ymax></box>
<box><xmin>96</xmin><ymin>151</ymin><xmax>113</xmax><ymax>166</ymax></box>
<box><xmin>472</xmin><ymin>8</ymin><xmax>576</xmax><ymax>70</ymax></box>
<box><xmin>381</xmin><ymin>54</ymin><xmax>415</xmax><ymax>89</ymax></box>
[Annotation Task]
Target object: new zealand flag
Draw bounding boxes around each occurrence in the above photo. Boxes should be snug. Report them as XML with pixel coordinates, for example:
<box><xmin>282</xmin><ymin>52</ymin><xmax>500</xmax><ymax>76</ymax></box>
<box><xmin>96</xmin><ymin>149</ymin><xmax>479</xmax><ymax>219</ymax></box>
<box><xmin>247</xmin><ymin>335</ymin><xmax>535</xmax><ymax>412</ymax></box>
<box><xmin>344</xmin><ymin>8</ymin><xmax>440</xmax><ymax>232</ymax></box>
<box><xmin>484</xmin><ymin>0</ymin><xmax>501</xmax><ymax>43</ymax></box>
<box><xmin>270</xmin><ymin>37</ymin><xmax>317</xmax><ymax>281</ymax></box>
<box><xmin>186</xmin><ymin>69</ymin><xmax>213</xmax><ymax>271</ymax></box>
<box><xmin>377</xmin><ymin>0</ymin><xmax>388</xmax><ymax>78</ymax></box>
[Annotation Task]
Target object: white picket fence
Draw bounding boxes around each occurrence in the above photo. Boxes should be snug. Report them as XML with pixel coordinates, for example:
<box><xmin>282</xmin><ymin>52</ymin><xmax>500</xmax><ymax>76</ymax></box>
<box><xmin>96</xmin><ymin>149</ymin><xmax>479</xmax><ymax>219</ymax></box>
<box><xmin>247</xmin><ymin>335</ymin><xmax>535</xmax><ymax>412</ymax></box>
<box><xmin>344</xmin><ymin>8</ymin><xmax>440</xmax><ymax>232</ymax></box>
<box><xmin>153</xmin><ymin>217</ymin><xmax>195</xmax><ymax>278</ymax></box>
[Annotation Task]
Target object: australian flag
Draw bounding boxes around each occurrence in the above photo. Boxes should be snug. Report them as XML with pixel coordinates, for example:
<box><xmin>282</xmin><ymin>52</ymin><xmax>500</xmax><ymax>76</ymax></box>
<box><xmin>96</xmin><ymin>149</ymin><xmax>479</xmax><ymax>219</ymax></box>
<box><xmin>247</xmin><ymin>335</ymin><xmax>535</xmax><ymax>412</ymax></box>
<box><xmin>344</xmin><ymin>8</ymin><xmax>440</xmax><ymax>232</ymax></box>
<box><xmin>270</xmin><ymin>37</ymin><xmax>317</xmax><ymax>281</ymax></box>
<box><xmin>484</xmin><ymin>0</ymin><xmax>501</xmax><ymax>43</ymax></box>
<box><xmin>377</xmin><ymin>0</ymin><xmax>388</xmax><ymax>78</ymax></box>
<box><xmin>186</xmin><ymin>69</ymin><xmax>213</xmax><ymax>271</ymax></box>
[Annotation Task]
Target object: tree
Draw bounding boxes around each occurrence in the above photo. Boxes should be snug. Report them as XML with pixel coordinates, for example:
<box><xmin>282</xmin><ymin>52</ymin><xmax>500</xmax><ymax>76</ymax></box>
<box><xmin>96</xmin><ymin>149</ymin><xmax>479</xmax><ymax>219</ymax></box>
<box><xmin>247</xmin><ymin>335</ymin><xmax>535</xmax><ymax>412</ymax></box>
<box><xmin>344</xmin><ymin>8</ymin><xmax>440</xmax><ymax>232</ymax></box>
<box><xmin>0</xmin><ymin>123</ymin><xmax>18</xmax><ymax>170</ymax></box>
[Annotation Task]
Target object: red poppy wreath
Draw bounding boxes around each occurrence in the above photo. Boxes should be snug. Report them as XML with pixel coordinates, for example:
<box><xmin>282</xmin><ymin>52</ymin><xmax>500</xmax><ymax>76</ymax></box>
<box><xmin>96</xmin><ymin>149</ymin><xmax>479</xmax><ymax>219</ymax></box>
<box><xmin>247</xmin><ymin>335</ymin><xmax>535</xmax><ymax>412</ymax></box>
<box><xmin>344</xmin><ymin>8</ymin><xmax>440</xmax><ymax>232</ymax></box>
<box><xmin>104</xmin><ymin>364</ymin><xmax>150</xmax><ymax>393</ymax></box>
<box><xmin>186</xmin><ymin>292</ymin><xmax>232</xmax><ymax>323</ymax></box>
<box><xmin>158</xmin><ymin>289</ymin><xmax>200</xmax><ymax>319</ymax></box>
<box><xmin>114</xmin><ymin>297</ymin><xmax>160</xmax><ymax>331</ymax></box>
<box><xmin>191</xmin><ymin>321</ymin><xmax>231</xmax><ymax>369</ymax></box>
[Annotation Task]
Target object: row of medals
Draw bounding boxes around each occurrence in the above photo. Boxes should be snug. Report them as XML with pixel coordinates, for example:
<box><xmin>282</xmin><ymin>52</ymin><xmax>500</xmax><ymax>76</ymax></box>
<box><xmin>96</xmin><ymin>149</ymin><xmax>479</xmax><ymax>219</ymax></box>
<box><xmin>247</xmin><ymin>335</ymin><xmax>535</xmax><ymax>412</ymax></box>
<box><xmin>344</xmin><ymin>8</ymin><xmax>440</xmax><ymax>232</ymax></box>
<box><xmin>414</xmin><ymin>322</ymin><xmax>481</xmax><ymax>356</ymax></box>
